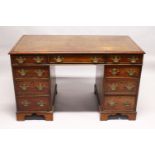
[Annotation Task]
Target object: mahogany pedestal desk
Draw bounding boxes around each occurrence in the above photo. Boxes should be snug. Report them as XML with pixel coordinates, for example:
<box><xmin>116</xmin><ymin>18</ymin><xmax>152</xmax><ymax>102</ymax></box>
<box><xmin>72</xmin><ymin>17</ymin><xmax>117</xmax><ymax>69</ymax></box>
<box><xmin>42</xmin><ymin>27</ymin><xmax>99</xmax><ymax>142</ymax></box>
<box><xmin>9</xmin><ymin>35</ymin><xmax>144</xmax><ymax>121</ymax></box>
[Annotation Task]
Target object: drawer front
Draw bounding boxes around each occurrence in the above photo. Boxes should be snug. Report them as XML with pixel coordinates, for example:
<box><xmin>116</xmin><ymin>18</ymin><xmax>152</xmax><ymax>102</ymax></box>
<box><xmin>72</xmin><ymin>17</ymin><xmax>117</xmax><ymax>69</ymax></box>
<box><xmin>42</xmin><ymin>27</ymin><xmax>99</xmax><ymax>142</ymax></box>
<box><xmin>13</xmin><ymin>66</ymin><xmax>49</xmax><ymax>78</ymax></box>
<box><xmin>49</xmin><ymin>54</ymin><xmax>104</xmax><ymax>64</ymax></box>
<box><xmin>104</xmin><ymin>78</ymin><xmax>139</xmax><ymax>95</ymax></box>
<box><xmin>17</xmin><ymin>96</ymin><xmax>51</xmax><ymax>111</ymax></box>
<box><xmin>105</xmin><ymin>65</ymin><xmax>141</xmax><ymax>78</ymax></box>
<box><xmin>12</xmin><ymin>55</ymin><xmax>48</xmax><ymax>65</ymax></box>
<box><xmin>15</xmin><ymin>79</ymin><xmax>50</xmax><ymax>95</ymax></box>
<box><xmin>106</xmin><ymin>54</ymin><xmax>143</xmax><ymax>64</ymax></box>
<box><xmin>103</xmin><ymin>96</ymin><xmax>136</xmax><ymax>111</ymax></box>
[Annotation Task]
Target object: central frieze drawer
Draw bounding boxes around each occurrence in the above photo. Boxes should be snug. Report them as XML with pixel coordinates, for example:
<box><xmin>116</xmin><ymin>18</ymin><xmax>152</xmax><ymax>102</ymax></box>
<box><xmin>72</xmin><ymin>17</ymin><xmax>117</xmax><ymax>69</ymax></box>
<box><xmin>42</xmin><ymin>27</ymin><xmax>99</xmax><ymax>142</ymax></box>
<box><xmin>104</xmin><ymin>78</ymin><xmax>139</xmax><ymax>95</ymax></box>
<box><xmin>17</xmin><ymin>96</ymin><xmax>51</xmax><ymax>111</ymax></box>
<box><xmin>48</xmin><ymin>54</ymin><xmax>105</xmax><ymax>64</ymax></box>
<box><xmin>15</xmin><ymin>79</ymin><xmax>50</xmax><ymax>95</ymax></box>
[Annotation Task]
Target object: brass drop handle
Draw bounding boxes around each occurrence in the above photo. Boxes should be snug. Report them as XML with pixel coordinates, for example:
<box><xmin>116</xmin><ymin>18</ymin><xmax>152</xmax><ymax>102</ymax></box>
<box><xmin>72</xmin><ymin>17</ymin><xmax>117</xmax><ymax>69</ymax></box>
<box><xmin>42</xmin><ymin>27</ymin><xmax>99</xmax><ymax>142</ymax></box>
<box><xmin>16</xmin><ymin>57</ymin><xmax>26</xmax><ymax>64</ymax></box>
<box><xmin>37</xmin><ymin>101</ymin><xmax>45</xmax><ymax>107</ymax></box>
<box><xmin>125</xmin><ymin>84</ymin><xmax>135</xmax><ymax>91</ymax></box>
<box><xmin>91</xmin><ymin>56</ymin><xmax>98</xmax><ymax>63</ymax></box>
<box><xmin>36</xmin><ymin>83</ymin><xmax>45</xmax><ymax>91</ymax></box>
<box><xmin>112</xmin><ymin>56</ymin><xmax>121</xmax><ymax>63</ymax></box>
<box><xmin>110</xmin><ymin>68</ymin><xmax>119</xmax><ymax>76</ymax></box>
<box><xmin>19</xmin><ymin>83</ymin><xmax>29</xmax><ymax>91</ymax></box>
<box><xmin>35</xmin><ymin>69</ymin><xmax>45</xmax><ymax>77</ymax></box>
<box><xmin>109</xmin><ymin>101</ymin><xmax>116</xmax><ymax>106</ymax></box>
<box><xmin>110</xmin><ymin>83</ymin><xmax>118</xmax><ymax>91</ymax></box>
<box><xmin>128</xmin><ymin>56</ymin><xmax>139</xmax><ymax>63</ymax></box>
<box><xmin>54</xmin><ymin>56</ymin><xmax>64</xmax><ymax>63</ymax></box>
<box><xmin>18</xmin><ymin>69</ymin><xmax>27</xmax><ymax>76</ymax></box>
<box><xmin>21</xmin><ymin>100</ymin><xmax>30</xmax><ymax>106</ymax></box>
<box><xmin>127</xmin><ymin>69</ymin><xmax>136</xmax><ymax>76</ymax></box>
<box><xmin>123</xmin><ymin>102</ymin><xmax>130</xmax><ymax>106</ymax></box>
<box><xmin>33</xmin><ymin>56</ymin><xmax>44</xmax><ymax>63</ymax></box>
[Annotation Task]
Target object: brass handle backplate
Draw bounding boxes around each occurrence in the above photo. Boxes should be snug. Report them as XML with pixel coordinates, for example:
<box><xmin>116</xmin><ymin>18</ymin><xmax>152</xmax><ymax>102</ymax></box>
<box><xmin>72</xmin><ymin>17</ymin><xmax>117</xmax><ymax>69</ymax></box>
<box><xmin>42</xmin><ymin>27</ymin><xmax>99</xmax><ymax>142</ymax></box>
<box><xmin>18</xmin><ymin>69</ymin><xmax>27</xmax><ymax>76</ymax></box>
<box><xmin>21</xmin><ymin>100</ymin><xmax>30</xmax><ymax>107</ymax></box>
<box><xmin>111</xmin><ymin>56</ymin><xmax>121</xmax><ymax>63</ymax></box>
<box><xmin>37</xmin><ymin>101</ymin><xmax>45</xmax><ymax>107</ymax></box>
<box><xmin>36</xmin><ymin>83</ymin><xmax>45</xmax><ymax>91</ymax></box>
<box><xmin>110</xmin><ymin>68</ymin><xmax>119</xmax><ymax>75</ymax></box>
<box><xmin>123</xmin><ymin>102</ymin><xmax>130</xmax><ymax>106</ymax></box>
<box><xmin>128</xmin><ymin>56</ymin><xmax>139</xmax><ymax>63</ymax></box>
<box><xmin>125</xmin><ymin>84</ymin><xmax>135</xmax><ymax>91</ymax></box>
<box><xmin>127</xmin><ymin>69</ymin><xmax>136</xmax><ymax>76</ymax></box>
<box><xmin>110</xmin><ymin>83</ymin><xmax>118</xmax><ymax>91</ymax></box>
<box><xmin>16</xmin><ymin>57</ymin><xmax>26</xmax><ymax>64</ymax></box>
<box><xmin>33</xmin><ymin>56</ymin><xmax>44</xmax><ymax>63</ymax></box>
<box><xmin>54</xmin><ymin>56</ymin><xmax>64</xmax><ymax>63</ymax></box>
<box><xmin>91</xmin><ymin>56</ymin><xmax>98</xmax><ymax>63</ymax></box>
<box><xmin>19</xmin><ymin>84</ymin><xmax>29</xmax><ymax>91</ymax></box>
<box><xmin>109</xmin><ymin>101</ymin><xmax>116</xmax><ymax>106</ymax></box>
<box><xmin>35</xmin><ymin>69</ymin><xmax>45</xmax><ymax>77</ymax></box>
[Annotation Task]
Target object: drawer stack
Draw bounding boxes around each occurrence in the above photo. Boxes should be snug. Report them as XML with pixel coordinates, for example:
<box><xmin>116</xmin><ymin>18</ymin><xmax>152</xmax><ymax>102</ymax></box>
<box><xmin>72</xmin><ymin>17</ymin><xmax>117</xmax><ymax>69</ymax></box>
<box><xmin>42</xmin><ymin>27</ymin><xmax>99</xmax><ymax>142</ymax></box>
<box><xmin>99</xmin><ymin>54</ymin><xmax>143</xmax><ymax>120</ymax></box>
<box><xmin>11</xmin><ymin>55</ymin><xmax>54</xmax><ymax>121</ymax></box>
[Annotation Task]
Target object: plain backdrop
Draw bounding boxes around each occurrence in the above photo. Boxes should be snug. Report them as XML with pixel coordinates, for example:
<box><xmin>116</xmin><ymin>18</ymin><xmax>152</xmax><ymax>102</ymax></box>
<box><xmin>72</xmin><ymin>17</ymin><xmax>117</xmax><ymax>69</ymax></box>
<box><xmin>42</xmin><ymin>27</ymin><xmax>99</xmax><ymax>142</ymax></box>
<box><xmin>0</xmin><ymin>26</ymin><xmax>155</xmax><ymax>129</ymax></box>
<box><xmin>0</xmin><ymin>1</ymin><xmax>155</xmax><ymax>155</ymax></box>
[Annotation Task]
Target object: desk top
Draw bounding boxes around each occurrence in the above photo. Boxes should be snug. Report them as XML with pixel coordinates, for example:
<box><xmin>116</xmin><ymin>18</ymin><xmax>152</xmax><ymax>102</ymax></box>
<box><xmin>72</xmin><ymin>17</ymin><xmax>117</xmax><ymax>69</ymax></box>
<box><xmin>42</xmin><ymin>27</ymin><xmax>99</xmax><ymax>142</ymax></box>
<box><xmin>10</xmin><ymin>35</ymin><xmax>144</xmax><ymax>54</ymax></box>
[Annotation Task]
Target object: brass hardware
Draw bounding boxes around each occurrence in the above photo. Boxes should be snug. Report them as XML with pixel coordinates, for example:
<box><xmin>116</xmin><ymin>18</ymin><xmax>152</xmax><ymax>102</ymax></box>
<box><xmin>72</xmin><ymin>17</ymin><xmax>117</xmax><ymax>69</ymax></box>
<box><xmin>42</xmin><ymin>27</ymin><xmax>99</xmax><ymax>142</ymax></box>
<box><xmin>111</xmin><ymin>56</ymin><xmax>121</xmax><ymax>63</ymax></box>
<box><xmin>16</xmin><ymin>57</ymin><xmax>26</xmax><ymax>64</ymax></box>
<box><xmin>19</xmin><ymin>83</ymin><xmax>29</xmax><ymax>91</ymax></box>
<box><xmin>35</xmin><ymin>69</ymin><xmax>45</xmax><ymax>77</ymax></box>
<box><xmin>127</xmin><ymin>69</ymin><xmax>136</xmax><ymax>76</ymax></box>
<box><xmin>18</xmin><ymin>69</ymin><xmax>27</xmax><ymax>76</ymax></box>
<box><xmin>128</xmin><ymin>56</ymin><xmax>139</xmax><ymax>63</ymax></box>
<box><xmin>125</xmin><ymin>83</ymin><xmax>135</xmax><ymax>91</ymax></box>
<box><xmin>36</xmin><ymin>83</ymin><xmax>45</xmax><ymax>91</ymax></box>
<box><xmin>36</xmin><ymin>101</ymin><xmax>45</xmax><ymax>107</ymax></box>
<box><xmin>110</xmin><ymin>83</ymin><xmax>118</xmax><ymax>91</ymax></box>
<box><xmin>110</xmin><ymin>68</ymin><xmax>119</xmax><ymax>75</ymax></box>
<box><xmin>109</xmin><ymin>101</ymin><xmax>116</xmax><ymax>106</ymax></box>
<box><xmin>33</xmin><ymin>56</ymin><xmax>44</xmax><ymax>63</ymax></box>
<box><xmin>123</xmin><ymin>102</ymin><xmax>130</xmax><ymax>106</ymax></box>
<box><xmin>54</xmin><ymin>56</ymin><xmax>64</xmax><ymax>63</ymax></box>
<box><xmin>21</xmin><ymin>100</ymin><xmax>30</xmax><ymax>107</ymax></box>
<box><xmin>91</xmin><ymin>56</ymin><xmax>98</xmax><ymax>63</ymax></box>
